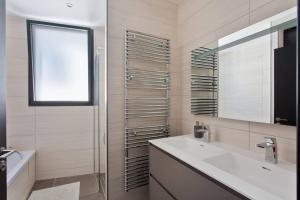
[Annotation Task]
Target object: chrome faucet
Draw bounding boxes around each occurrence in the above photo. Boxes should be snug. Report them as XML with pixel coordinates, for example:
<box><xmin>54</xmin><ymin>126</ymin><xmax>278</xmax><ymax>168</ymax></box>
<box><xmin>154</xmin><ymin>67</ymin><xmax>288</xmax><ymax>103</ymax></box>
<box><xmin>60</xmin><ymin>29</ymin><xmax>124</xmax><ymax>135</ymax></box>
<box><xmin>0</xmin><ymin>148</ymin><xmax>23</xmax><ymax>159</ymax></box>
<box><xmin>257</xmin><ymin>137</ymin><xmax>278</xmax><ymax>164</ymax></box>
<box><xmin>203</xmin><ymin>124</ymin><xmax>211</xmax><ymax>143</ymax></box>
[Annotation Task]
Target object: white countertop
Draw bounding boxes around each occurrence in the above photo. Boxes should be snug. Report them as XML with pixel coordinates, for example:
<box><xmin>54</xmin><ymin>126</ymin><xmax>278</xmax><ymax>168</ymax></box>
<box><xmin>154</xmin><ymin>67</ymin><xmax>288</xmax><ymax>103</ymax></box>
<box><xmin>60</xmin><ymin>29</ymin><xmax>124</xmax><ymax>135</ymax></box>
<box><xmin>149</xmin><ymin>135</ymin><xmax>296</xmax><ymax>200</ymax></box>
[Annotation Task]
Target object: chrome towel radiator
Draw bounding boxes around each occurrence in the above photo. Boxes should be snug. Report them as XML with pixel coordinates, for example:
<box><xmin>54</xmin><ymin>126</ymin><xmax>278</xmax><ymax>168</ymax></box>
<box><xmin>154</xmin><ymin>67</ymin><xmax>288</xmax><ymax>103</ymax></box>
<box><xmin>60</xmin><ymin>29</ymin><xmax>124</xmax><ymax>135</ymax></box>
<box><xmin>191</xmin><ymin>47</ymin><xmax>218</xmax><ymax>116</ymax></box>
<box><xmin>124</xmin><ymin>30</ymin><xmax>170</xmax><ymax>191</ymax></box>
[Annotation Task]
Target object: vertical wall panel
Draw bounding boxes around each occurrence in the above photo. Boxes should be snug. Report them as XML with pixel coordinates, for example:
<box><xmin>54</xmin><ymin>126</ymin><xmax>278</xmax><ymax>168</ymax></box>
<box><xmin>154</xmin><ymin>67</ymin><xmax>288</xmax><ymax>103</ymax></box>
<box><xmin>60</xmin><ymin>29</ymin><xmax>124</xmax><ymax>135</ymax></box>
<box><xmin>107</xmin><ymin>0</ymin><xmax>179</xmax><ymax>199</ymax></box>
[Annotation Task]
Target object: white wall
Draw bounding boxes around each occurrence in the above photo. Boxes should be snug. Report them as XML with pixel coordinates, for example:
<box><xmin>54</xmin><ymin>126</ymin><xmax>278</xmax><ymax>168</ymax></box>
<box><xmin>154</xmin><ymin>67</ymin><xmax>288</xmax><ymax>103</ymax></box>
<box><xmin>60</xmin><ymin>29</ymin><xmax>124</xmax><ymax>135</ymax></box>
<box><xmin>5</xmin><ymin>14</ymin><xmax>105</xmax><ymax>180</ymax></box>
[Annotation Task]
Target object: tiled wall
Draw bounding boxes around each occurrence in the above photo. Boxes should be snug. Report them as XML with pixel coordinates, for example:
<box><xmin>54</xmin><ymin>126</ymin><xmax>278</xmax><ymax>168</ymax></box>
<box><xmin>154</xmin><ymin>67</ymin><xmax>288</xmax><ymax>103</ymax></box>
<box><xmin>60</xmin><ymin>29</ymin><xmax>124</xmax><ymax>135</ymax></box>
<box><xmin>107</xmin><ymin>0</ymin><xmax>297</xmax><ymax>199</ymax></box>
<box><xmin>178</xmin><ymin>0</ymin><xmax>297</xmax><ymax>163</ymax></box>
<box><xmin>107</xmin><ymin>0</ymin><xmax>179</xmax><ymax>199</ymax></box>
<box><xmin>6</xmin><ymin>1</ymin><xmax>298</xmax><ymax>199</ymax></box>
<box><xmin>5</xmin><ymin>14</ymin><xmax>105</xmax><ymax>180</ymax></box>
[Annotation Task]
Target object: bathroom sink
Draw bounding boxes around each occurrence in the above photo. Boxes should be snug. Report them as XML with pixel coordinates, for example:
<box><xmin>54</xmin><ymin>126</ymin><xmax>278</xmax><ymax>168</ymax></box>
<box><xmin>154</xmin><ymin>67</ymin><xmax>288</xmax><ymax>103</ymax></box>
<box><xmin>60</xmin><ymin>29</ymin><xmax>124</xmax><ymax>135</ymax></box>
<box><xmin>204</xmin><ymin>153</ymin><xmax>296</xmax><ymax>200</ymax></box>
<box><xmin>160</xmin><ymin>137</ymin><xmax>224</xmax><ymax>158</ymax></box>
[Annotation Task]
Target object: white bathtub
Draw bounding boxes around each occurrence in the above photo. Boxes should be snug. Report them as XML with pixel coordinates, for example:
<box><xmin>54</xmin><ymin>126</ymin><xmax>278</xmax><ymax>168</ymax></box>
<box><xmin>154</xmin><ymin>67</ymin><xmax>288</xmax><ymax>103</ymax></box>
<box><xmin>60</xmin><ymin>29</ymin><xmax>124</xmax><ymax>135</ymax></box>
<box><xmin>7</xmin><ymin>150</ymin><xmax>35</xmax><ymax>200</ymax></box>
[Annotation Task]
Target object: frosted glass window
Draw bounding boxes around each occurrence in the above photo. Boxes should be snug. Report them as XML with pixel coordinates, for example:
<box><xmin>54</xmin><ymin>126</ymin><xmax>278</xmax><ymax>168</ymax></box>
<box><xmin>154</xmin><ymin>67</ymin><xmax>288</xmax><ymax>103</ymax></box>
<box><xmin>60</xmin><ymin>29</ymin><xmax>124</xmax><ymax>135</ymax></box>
<box><xmin>28</xmin><ymin>21</ymin><xmax>93</xmax><ymax>105</ymax></box>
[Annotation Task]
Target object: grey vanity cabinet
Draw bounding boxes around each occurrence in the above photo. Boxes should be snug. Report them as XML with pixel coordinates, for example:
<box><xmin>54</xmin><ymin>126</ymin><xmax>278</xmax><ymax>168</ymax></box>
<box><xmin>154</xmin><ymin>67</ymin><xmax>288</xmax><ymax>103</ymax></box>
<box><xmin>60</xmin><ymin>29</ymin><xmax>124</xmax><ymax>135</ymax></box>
<box><xmin>149</xmin><ymin>176</ymin><xmax>174</xmax><ymax>200</ymax></box>
<box><xmin>149</xmin><ymin>145</ymin><xmax>248</xmax><ymax>200</ymax></box>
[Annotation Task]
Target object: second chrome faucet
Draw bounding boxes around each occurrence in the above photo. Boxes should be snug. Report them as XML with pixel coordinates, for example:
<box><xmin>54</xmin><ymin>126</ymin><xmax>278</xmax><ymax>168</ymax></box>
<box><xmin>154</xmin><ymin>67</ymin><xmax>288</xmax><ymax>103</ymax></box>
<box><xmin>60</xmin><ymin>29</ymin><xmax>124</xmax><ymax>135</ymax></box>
<box><xmin>257</xmin><ymin>137</ymin><xmax>278</xmax><ymax>164</ymax></box>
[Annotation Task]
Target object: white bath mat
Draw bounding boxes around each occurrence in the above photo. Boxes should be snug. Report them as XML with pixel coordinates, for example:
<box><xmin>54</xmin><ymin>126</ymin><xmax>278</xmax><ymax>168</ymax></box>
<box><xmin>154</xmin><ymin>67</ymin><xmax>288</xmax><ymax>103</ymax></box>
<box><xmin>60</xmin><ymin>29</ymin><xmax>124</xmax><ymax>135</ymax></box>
<box><xmin>28</xmin><ymin>182</ymin><xmax>80</xmax><ymax>200</ymax></box>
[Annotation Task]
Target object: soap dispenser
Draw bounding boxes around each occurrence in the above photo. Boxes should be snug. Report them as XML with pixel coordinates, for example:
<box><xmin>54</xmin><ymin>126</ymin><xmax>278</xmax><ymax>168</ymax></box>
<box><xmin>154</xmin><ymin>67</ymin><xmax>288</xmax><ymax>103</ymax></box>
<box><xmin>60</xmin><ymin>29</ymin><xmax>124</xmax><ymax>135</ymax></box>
<box><xmin>194</xmin><ymin>121</ymin><xmax>204</xmax><ymax>138</ymax></box>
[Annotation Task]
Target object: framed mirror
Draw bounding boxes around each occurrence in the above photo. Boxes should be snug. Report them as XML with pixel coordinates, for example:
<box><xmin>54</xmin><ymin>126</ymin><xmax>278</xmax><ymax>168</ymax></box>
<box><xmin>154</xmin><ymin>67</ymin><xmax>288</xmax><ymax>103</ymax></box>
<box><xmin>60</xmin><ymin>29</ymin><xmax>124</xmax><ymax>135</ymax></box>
<box><xmin>191</xmin><ymin>7</ymin><xmax>297</xmax><ymax>126</ymax></box>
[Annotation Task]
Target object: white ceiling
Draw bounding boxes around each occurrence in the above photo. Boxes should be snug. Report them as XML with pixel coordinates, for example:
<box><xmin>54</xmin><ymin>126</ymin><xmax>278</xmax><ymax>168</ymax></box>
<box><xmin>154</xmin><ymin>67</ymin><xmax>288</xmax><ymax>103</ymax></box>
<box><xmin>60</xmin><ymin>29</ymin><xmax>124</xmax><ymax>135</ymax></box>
<box><xmin>6</xmin><ymin>0</ymin><xmax>106</xmax><ymax>27</ymax></box>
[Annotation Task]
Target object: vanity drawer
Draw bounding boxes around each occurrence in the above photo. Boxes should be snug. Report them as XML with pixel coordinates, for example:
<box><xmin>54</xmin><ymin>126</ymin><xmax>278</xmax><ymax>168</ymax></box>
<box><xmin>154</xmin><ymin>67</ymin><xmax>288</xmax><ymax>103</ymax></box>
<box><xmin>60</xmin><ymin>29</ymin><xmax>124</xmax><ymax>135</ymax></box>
<box><xmin>149</xmin><ymin>175</ymin><xmax>175</xmax><ymax>200</ymax></box>
<box><xmin>149</xmin><ymin>145</ymin><xmax>248</xmax><ymax>200</ymax></box>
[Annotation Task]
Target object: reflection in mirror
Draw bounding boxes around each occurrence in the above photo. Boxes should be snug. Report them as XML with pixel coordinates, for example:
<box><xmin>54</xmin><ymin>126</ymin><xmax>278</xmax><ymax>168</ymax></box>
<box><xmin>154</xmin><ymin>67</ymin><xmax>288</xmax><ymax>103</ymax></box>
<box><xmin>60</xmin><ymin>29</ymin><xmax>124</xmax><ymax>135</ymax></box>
<box><xmin>191</xmin><ymin>7</ymin><xmax>297</xmax><ymax>126</ymax></box>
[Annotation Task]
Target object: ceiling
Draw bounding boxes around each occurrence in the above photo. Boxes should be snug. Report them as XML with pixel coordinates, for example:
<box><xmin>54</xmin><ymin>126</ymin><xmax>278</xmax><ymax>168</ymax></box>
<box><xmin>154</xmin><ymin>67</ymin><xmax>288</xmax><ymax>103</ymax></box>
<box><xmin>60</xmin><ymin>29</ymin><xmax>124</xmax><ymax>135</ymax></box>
<box><xmin>6</xmin><ymin>0</ymin><xmax>106</xmax><ymax>27</ymax></box>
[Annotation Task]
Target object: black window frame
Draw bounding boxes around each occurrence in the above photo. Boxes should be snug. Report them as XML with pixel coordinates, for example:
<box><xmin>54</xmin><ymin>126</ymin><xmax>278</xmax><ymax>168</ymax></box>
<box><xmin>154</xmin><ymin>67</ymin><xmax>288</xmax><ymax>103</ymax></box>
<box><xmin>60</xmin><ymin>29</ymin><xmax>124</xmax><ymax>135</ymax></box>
<box><xmin>27</xmin><ymin>20</ymin><xmax>94</xmax><ymax>106</ymax></box>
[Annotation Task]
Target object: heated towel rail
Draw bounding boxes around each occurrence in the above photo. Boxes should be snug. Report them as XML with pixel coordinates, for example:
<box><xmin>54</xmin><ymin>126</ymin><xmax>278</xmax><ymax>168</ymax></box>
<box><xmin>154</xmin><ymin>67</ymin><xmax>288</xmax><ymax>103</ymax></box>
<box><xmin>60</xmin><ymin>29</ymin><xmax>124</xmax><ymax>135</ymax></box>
<box><xmin>191</xmin><ymin>47</ymin><xmax>218</xmax><ymax>116</ymax></box>
<box><xmin>124</xmin><ymin>30</ymin><xmax>170</xmax><ymax>191</ymax></box>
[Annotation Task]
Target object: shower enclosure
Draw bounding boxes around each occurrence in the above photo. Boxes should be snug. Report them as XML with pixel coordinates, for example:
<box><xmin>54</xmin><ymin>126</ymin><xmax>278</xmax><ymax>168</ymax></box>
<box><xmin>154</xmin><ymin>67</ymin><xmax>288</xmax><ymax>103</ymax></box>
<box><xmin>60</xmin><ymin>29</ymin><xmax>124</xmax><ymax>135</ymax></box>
<box><xmin>94</xmin><ymin>46</ymin><xmax>107</xmax><ymax>198</ymax></box>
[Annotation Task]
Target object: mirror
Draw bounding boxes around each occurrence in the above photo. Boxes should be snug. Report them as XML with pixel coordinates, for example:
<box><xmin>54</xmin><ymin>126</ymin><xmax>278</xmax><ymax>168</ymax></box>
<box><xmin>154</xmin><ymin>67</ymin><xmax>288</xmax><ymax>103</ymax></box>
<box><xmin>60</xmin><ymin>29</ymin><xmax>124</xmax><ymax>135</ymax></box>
<box><xmin>191</xmin><ymin>7</ymin><xmax>297</xmax><ymax>126</ymax></box>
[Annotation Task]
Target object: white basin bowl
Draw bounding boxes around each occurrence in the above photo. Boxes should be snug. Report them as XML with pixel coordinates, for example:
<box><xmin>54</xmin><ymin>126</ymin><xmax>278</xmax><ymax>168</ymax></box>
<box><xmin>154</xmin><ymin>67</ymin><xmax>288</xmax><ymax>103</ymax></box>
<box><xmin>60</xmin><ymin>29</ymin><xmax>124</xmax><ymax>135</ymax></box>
<box><xmin>162</xmin><ymin>137</ymin><xmax>224</xmax><ymax>159</ymax></box>
<box><xmin>204</xmin><ymin>153</ymin><xmax>296</xmax><ymax>200</ymax></box>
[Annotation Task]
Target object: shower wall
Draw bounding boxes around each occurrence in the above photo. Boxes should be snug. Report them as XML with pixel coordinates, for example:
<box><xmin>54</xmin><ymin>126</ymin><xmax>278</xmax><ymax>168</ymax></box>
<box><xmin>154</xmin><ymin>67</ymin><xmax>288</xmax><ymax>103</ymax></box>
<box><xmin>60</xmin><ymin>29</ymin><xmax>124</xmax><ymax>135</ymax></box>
<box><xmin>5</xmin><ymin>14</ymin><xmax>105</xmax><ymax>180</ymax></box>
<box><xmin>93</xmin><ymin>28</ymin><xmax>106</xmax><ymax>174</ymax></box>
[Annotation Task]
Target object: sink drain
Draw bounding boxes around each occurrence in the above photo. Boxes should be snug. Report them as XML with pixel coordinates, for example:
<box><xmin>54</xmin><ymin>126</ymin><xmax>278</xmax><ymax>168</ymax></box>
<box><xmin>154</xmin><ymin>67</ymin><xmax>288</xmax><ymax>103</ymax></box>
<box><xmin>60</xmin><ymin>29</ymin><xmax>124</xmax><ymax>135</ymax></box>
<box><xmin>262</xmin><ymin>166</ymin><xmax>271</xmax><ymax>171</ymax></box>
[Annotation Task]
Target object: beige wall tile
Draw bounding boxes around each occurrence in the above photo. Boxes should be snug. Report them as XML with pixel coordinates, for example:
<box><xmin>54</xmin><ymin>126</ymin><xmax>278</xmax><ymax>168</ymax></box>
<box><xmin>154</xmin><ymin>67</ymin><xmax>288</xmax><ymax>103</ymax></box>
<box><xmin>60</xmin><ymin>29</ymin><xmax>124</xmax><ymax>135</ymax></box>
<box><xmin>6</xmin><ymin>37</ymin><xmax>28</xmax><ymax>60</ymax></box>
<box><xmin>249</xmin><ymin>122</ymin><xmax>296</xmax><ymax>140</ymax></box>
<box><xmin>169</xmin><ymin>95</ymin><xmax>180</xmax><ymax>119</ymax></box>
<box><xmin>213</xmin><ymin>126</ymin><xmax>249</xmax><ymax>149</ymax></box>
<box><xmin>7</xmin><ymin>135</ymin><xmax>35</xmax><ymax>150</ymax></box>
<box><xmin>36</xmin><ymin>149</ymin><xmax>94</xmax><ymax>180</ymax></box>
<box><xmin>35</xmin><ymin>106</ymin><xmax>94</xmax><ymax>116</ymax></box>
<box><xmin>169</xmin><ymin>72</ymin><xmax>181</xmax><ymax>96</ymax></box>
<box><xmin>6</xmin><ymin>15</ymin><xmax>27</xmax><ymax>39</ymax></box>
<box><xmin>7</xmin><ymin>116</ymin><xmax>35</xmax><ymax>136</ymax></box>
<box><xmin>107</xmin><ymin>65</ymin><xmax>124</xmax><ymax>95</ymax></box>
<box><xmin>181</xmin><ymin>119</ymin><xmax>195</xmax><ymax>135</ymax></box>
<box><xmin>208</xmin><ymin>117</ymin><xmax>250</xmax><ymax>131</ymax></box>
<box><xmin>178</xmin><ymin>0</ymin><xmax>213</xmax><ymax>24</ymax></box>
<box><xmin>169</xmin><ymin>118</ymin><xmax>182</xmax><ymax>136</ymax></box>
<box><xmin>215</xmin><ymin>15</ymin><xmax>250</xmax><ymax>40</ymax></box>
<box><xmin>181</xmin><ymin>70</ymin><xmax>190</xmax><ymax>96</ymax></box>
<box><xmin>35</xmin><ymin>132</ymin><xmax>94</xmax><ymax>153</ymax></box>
<box><xmin>107</xmin><ymin>36</ymin><xmax>124</xmax><ymax>67</ymax></box>
<box><xmin>6</xmin><ymin>97</ymin><xmax>34</xmax><ymax>117</ymax></box>
<box><xmin>6</xmin><ymin>76</ymin><xmax>28</xmax><ymax>97</ymax></box>
<box><xmin>109</xmin><ymin>0</ymin><xmax>177</xmax><ymax>26</ymax></box>
<box><xmin>179</xmin><ymin>34</ymin><xmax>218</xmax><ymax>66</ymax></box>
<box><xmin>6</xmin><ymin>59</ymin><xmax>27</xmax><ymax>78</ymax></box>
<box><xmin>181</xmin><ymin>95</ymin><xmax>191</xmax><ymax>121</ymax></box>
<box><xmin>107</xmin><ymin>94</ymin><xmax>124</xmax><ymax>125</ymax></box>
<box><xmin>249</xmin><ymin>0</ymin><xmax>296</xmax><ymax>24</ymax></box>
<box><xmin>36</xmin><ymin>149</ymin><xmax>93</xmax><ymax>170</ymax></box>
<box><xmin>36</xmin><ymin>115</ymin><xmax>93</xmax><ymax>134</ymax></box>
<box><xmin>250</xmin><ymin>0</ymin><xmax>272</xmax><ymax>11</ymax></box>
<box><xmin>179</xmin><ymin>0</ymin><xmax>249</xmax><ymax>46</ymax></box>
